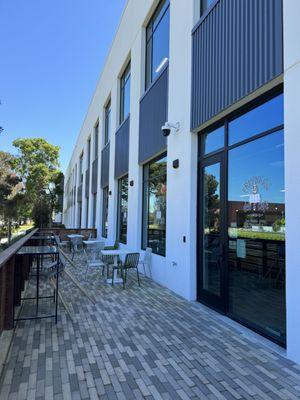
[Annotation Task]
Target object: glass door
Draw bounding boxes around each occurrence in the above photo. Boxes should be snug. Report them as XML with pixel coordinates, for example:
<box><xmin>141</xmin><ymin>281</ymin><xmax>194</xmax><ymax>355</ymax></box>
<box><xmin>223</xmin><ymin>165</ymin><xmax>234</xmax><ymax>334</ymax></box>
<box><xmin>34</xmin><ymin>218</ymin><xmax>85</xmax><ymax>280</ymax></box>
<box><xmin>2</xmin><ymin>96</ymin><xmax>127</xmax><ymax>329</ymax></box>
<box><xmin>198</xmin><ymin>153</ymin><xmax>226</xmax><ymax>312</ymax></box>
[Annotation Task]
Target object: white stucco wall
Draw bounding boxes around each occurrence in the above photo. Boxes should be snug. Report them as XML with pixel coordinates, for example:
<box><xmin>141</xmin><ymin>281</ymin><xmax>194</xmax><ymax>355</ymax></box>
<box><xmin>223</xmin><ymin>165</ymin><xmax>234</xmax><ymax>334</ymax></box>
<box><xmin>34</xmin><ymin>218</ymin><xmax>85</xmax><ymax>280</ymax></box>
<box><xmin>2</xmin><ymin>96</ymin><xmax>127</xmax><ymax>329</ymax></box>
<box><xmin>63</xmin><ymin>0</ymin><xmax>196</xmax><ymax>298</ymax></box>
<box><xmin>284</xmin><ymin>0</ymin><xmax>300</xmax><ymax>364</ymax></box>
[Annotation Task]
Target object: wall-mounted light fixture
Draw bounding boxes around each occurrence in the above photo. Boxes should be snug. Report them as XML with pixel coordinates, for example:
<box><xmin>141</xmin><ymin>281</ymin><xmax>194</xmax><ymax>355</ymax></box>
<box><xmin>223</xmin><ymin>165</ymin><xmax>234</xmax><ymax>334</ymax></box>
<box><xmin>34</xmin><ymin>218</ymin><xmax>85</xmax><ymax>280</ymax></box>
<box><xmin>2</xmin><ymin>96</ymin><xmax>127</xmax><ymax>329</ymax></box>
<box><xmin>173</xmin><ymin>159</ymin><xmax>179</xmax><ymax>169</ymax></box>
<box><xmin>130</xmin><ymin>180</ymin><xmax>134</xmax><ymax>187</ymax></box>
<box><xmin>109</xmin><ymin>190</ymin><xmax>112</xmax><ymax>196</ymax></box>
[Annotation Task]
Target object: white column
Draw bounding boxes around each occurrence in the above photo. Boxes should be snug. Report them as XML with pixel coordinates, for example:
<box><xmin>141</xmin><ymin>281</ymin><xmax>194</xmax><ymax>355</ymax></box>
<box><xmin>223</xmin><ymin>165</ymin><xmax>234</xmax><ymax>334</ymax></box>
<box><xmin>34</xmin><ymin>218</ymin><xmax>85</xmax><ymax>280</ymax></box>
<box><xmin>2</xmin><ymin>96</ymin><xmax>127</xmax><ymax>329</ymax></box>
<box><xmin>284</xmin><ymin>0</ymin><xmax>300</xmax><ymax>363</ymax></box>
<box><xmin>107</xmin><ymin>82</ymin><xmax>118</xmax><ymax>243</ymax></box>
<box><xmin>127</xmin><ymin>29</ymin><xmax>143</xmax><ymax>251</ymax></box>
<box><xmin>163</xmin><ymin>0</ymin><xmax>196</xmax><ymax>299</ymax></box>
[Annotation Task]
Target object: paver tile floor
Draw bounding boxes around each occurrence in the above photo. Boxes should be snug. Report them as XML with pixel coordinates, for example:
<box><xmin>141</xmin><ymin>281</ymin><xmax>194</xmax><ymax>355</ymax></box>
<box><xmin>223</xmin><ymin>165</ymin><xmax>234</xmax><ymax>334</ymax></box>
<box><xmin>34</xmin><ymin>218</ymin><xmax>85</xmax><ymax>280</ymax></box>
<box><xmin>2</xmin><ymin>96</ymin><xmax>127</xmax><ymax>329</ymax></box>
<box><xmin>1</xmin><ymin>253</ymin><xmax>300</xmax><ymax>400</ymax></box>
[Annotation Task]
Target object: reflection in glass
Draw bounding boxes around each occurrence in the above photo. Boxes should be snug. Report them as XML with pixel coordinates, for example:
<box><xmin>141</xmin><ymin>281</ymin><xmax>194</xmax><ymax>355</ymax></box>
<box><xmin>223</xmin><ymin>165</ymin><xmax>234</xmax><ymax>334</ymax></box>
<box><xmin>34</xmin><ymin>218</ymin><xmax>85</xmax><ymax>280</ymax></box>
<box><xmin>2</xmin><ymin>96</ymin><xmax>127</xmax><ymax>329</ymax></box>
<box><xmin>143</xmin><ymin>156</ymin><xmax>167</xmax><ymax>256</ymax></box>
<box><xmin>204</xmin><ymin>126</ymin><xmax>224</xmax><ymax>155</ymax></box>
<box><xmin>228</xmin><ymin>130</ymin><xmax>285</xmax><ymax>342</ymax></box>
<box><xmin>146</xmin><ymin>0</ymin><xmax>170</xmax><ymax>89</ymax></box>
<box><xmin>102</xmin><ymin>187</ymin><xmax>109</xmax><ymax>238</ymax></box>
<box><xmin>92</xmin><ymin>193</ymin><xmax>97</xmax><ymax>229</ymax></box>
<box><xmin>229</xmin><ymin>94</ymin><xmax>283</xmax><ymax>145</ymax></box>
<box><xmin>120</xmin><ymin>63</ymin><xmax>131</xmax><ymax>124</ymax></box>
<box><xmin>203</xmin><ymin>163</ymin><xmax>221</xmax><ymax>295</ymax></box>
<box><xmin>104</xmin><ymin>100</ymin><xmax>111</xmax><ymax>145</ymax></box>
<box><xmin>201</xmin><ymin>0</ymin><xmax>216</xmax><ymax>16</ymax></box>
<box><xmin>117</xmin><ymin>176</ymin><xmax>128</xmax><ymax>244</ymax></box>
<box><xmin>94</xmin><ymin>123</ymin><xmax>99</xmax><ymax>160</ymax></box>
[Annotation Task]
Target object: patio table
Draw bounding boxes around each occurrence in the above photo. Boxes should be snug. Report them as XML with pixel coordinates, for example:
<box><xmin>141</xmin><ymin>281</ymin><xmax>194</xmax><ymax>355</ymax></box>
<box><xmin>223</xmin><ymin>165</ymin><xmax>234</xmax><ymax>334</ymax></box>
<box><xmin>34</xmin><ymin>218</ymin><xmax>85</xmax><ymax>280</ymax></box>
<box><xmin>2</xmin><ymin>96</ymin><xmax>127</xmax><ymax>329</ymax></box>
<box><xmin>83</xmin><ymin>240</ymin><xmax>103</xmax><ymax>245</ymax></box>
<box><xmin>67</xmin><ymin>234</ymin><xmax>84</xmax><ymax>237</ymax></box>
<box><xmin>68</xmin><ymin>234</ymin><xmax>84</xmax><ymax>252</ymax></box>
<box><xmin>101</xmin><ymin>249</ymin><xmax>130</xmax><ymax>285</ymax></box>
<box><xmin>16</xmin><ymin>245</ymin><xmax>60</xmax><ymax>323</ymax></box>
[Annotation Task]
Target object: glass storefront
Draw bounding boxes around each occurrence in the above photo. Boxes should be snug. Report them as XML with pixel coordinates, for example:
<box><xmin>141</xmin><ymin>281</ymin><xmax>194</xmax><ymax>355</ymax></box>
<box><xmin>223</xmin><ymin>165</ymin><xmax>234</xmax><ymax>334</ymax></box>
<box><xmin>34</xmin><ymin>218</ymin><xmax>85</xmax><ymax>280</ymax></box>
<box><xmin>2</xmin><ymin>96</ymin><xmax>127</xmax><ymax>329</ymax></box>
<box><xmin>198</xmin><ymin>91</ymin><xmax>285</xmax><ymax>344</ymax></box>
<box><xmin>117</xmin><ymin>175</ymin><xmax>128</xmax><ymax>244</ymax></box>
<box><xmin>142</xmin><ymin>155</ymin><xmax>167</xmax><ymax>256</ymax></box>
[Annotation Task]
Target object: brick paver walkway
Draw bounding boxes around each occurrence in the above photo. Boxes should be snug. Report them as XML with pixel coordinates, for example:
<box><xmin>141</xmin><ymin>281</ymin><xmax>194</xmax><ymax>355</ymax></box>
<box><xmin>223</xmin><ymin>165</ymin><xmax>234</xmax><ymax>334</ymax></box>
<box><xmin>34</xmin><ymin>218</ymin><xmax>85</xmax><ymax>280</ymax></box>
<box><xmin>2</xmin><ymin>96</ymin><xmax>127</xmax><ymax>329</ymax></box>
<box><xmin>1</xmin><ymin>254</ymin><xmax>300</xmax><ymax>400</ymax></box>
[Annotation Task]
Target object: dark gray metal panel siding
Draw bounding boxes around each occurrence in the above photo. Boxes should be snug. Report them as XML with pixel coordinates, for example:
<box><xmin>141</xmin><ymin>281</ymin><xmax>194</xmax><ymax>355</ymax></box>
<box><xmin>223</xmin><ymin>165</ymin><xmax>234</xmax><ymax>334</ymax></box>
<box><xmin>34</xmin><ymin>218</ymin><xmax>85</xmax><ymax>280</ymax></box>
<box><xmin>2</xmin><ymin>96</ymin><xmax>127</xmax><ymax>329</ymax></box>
<box><xmin>85</xmin><ymin>169</ymin><xmax>90</xmax><ymax>198</ymax></box>
<box><xmin>91</xmin><ymin>158</ymin><xmax>98</xmax><ymax>194</ymax></box>
<box><xmin>101</xmin><ymin>144</ymin><xmax>110</xmax><ymax>188</ymax></box>
<box><xmin>191</xmin><ymin>0</ymin><xmax>283</xmax><ymax>130</ymax></box>
<box><xmin>115</xmin><ymin>117</ymin><xmax>130</xmax><ymax>179</ymax></box>
<box><xmin>139</xmin><ymin>67</ymin><xmax>168</xmax><ymax>164</ymax></box>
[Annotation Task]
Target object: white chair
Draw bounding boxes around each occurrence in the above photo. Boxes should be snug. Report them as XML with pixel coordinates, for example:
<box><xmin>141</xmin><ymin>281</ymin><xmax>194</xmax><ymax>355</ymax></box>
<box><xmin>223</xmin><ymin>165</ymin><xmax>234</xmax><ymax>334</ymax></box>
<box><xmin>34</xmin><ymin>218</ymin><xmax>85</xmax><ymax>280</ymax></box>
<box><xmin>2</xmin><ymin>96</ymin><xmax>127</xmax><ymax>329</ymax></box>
<box><xmin>84</xmin><ymin>241</ymin><xmax>105</xmax><ymax>278</ymax></box>
<box><xmin>70</xmin><ymin>236</ymin><xmax>83</xmax><ymax>260</ymax></box>
<box><xmin>139</xmin><ymin>247</ymin><xmax>152</xmax><ymax>277</ymax></box>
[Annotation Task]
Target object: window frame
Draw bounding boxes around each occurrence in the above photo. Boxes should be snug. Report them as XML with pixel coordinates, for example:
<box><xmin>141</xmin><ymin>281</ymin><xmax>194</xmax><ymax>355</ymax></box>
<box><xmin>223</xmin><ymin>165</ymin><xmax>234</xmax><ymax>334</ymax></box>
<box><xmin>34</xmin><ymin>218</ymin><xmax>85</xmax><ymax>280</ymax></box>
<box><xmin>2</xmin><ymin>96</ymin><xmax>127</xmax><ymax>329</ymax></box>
<box><xmin>87</xmin><ymin>137</ymin><xmax>91</xmax><ymax>168</ymax></box>
<box><xmin>94</xmin><ymin>122</ymin><xmax>99</xmax><ymax>160</ymax></box>
<box><xmin>102</xmin><ymin>186</ymin><xmax>109</xmax><ymax>238</ymax></box>
<box><xmin>119</xmin><ymin>62</ymin><xmax>131</xmax><ymax>125</ymax></box>
<box><xmin>142</xmin><ymin>152</ymin><xmax>167</xmax><ymax>257</ymax></box>
<box><xmin>145</xmin><ymin>0</ymin><xmax>170</xmax><ymax>90</ymax></box>
<box><xmin>117</xmin><ymin>175</ymin><xmax>129</xmax><ymax>244</ymax></box>
<box><xmin>104</xmin><ymin>99</ymin><xmax>111</xmax><ymax>146</ymax></box>
<box><xmin>79</xmin><ymin>154</ymin><xmax>84</xmax><ymax>185</ymax></box>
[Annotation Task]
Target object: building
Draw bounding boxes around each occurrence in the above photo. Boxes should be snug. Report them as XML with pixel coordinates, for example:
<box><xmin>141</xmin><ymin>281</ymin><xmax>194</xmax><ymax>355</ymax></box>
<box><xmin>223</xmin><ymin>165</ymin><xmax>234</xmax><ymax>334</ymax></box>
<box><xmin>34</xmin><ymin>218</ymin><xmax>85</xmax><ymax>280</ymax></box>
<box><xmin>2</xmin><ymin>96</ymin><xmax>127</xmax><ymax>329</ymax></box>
<box><xmin>63</xmin><ymin>0</ymin><xmax>300</xmax><ymax>363</ymax></box>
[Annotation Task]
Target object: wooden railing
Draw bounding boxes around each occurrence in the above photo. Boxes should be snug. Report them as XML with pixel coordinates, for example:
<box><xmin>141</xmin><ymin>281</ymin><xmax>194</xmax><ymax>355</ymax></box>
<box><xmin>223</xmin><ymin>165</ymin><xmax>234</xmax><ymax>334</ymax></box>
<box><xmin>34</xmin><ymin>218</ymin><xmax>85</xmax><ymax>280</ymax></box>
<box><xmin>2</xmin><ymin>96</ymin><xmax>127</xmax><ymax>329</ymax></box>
<box><xmin>39</xmin><ymin>228</ymin><xmax>97</xmax><ymax>241</ymax></box>
<box><xmin>0</xmin><ymin>228</ymin><xmax>97</xmax><ymax>336</ymax></box>
<box><xmin>0</xmin><ymin>228</ymin><xmax>38</xmax><ymax>335</ymax></box>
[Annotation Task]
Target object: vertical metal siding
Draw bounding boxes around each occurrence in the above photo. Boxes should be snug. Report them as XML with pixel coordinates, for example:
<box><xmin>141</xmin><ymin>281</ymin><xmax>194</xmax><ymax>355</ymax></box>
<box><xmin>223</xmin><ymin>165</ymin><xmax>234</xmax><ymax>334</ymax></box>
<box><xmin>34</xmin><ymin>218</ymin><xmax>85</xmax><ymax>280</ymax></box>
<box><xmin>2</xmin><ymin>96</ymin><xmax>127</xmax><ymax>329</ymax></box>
<box><xmin>191</xmin><ymin>0</ymin><xmax>283</xmax><ymax>130</ymax></box>
<box><xmin>91</xmin><ymin>158</ymin><xmax>98</xmax><ymax>194</ymax></box>
<box><xmin>115</xmin><ymin>116</ymin><xmax>130</xmax><ymax>179</ymax></box>
<box><xmin>139</xmin><ymin>67</ymin><xmax>168</xmax><ymax>164</ymax></box>
<box><xmin>101</xmin><ymin>144</ymin><xmax>110</xmax><ymax>188</ymax></box>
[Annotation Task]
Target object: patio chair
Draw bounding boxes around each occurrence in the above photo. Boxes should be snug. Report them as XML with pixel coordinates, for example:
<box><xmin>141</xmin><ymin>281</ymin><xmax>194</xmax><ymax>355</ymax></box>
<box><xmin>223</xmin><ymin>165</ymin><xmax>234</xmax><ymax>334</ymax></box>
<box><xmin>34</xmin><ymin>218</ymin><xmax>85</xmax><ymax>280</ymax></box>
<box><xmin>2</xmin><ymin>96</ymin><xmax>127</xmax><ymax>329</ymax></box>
<box><xmin>70</xmin><ymin>236</ymin><xmax>83</xmax><ymax>260</ymax></box>
<box><xmin>88</xmin><ymin>232</ymin><xmax>94</xmax><ymax>240</ymax></box>
<box><xmin>84</xmin><ymin>241</ymin><xmax>105</xmax><ymax>278</ymax></box>
<box><xmin>113</xmin><ymin>252</ymin><xmax>140</xmax><ymax>289</ymax></box>
<box><xmin>54</xmin><ymin>235</ymin><xmax>69</xmax><ymax>251</ymax></box>
<box><xmin>138</xmin><ymin>247</ymin><xmax>152</xmax><ymax>277</ymax></box>
<box><xmin>101</xmin><ymin>254</ymin><xmax>118</xmax><ymax>278</ymax></box>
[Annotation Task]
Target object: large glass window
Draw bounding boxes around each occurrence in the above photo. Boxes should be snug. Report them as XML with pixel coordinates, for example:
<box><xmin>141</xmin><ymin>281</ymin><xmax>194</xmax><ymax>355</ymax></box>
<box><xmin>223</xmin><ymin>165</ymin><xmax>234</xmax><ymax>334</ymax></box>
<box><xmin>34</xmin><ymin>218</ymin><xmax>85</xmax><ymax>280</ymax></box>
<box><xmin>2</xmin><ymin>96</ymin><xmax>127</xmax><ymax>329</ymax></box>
<box><xmin>102</xmin><ymin>187</ymin><xmax>109</xmax><ymax>238</ymax></box>
<box><xmin>228</xmin><ymin>130</ymin><xmax>285</xmax><ymax>342</ymax></box>
<box><xmin>145</xmin><ymin>0</ymin><xmax>170</xmax><ymax>90</ymax></box>
<box><xmin>92</xmin><ymin>193</ymin><xmax>97</xmax><ymax>229</ymax></box>
<box><xmin>79</xmin><ymin>154</ymin><xmax>83</xmax><ymax>184</ymax></box>
<box><xmin>201</xmin><ymin>0</ymin><xmax>215</xmax><ymax>16</ymax></box>
<box><xmin>94</xmin><ymin>122</ymin><xmax>99</xmax><ymax>160</ymax></box>
<box><xmin>104</xmin><ymin>100</ymin><xmax>111</xmax><ymax>146</ymax></box>
<box><xmin>142</xmin><ymin>155</ymin><xmax>167</xmax><ymax>256</ymax></box>
<box><xmin>198</xmin><ymin>90</ymin><xmax>285</xmax><ymax>345</ymax></box>
<box><xmin>229</xmin><ymin>94</ymin><xmax>283</xmax><ymax>145</ymax></box>
<box><xmin>117</xmin><ymin>175</ymin><xmax>128</xmax><ymax>244</ymax></box>
<box><xmin>87</xmin><ymin>138</ymin><xmax>91</xmax><ymax>168</ymax></box>
<box><xmin>120</xmin><ymin>63</ymin><xmax>131</xmax><ymax>124</ymax></box>
<box><xmin>203</xmin><ymin>126</ymin><xmax>225</xmax><ymax>155</ymax></box>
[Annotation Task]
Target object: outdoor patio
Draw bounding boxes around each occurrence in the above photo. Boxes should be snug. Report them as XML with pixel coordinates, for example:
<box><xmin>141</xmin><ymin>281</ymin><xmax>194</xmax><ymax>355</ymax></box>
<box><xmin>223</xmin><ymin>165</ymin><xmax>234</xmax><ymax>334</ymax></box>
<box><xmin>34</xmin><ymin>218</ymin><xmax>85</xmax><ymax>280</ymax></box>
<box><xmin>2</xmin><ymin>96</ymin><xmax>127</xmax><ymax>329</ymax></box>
<box><xmin>1</xmin><ymin>253</ymin><xmax>300</xmax><ymax>400</ymax></box>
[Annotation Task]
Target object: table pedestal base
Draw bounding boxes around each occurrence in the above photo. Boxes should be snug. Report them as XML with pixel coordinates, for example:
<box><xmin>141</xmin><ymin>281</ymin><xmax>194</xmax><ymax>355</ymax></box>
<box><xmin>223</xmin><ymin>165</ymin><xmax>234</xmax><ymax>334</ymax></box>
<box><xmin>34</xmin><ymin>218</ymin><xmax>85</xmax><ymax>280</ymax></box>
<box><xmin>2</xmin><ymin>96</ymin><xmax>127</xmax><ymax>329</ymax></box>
<box><xmin>107</xmin><ymin>270</ymin><xmax>123</xmax><ymax>285</ymax></box>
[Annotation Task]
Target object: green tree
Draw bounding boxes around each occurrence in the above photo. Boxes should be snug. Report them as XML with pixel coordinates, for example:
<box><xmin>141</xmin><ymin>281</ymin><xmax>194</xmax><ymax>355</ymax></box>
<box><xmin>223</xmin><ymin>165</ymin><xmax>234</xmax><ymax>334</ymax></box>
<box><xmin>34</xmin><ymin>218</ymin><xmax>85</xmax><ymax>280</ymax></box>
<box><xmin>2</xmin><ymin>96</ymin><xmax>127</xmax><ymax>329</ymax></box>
<box><xmin>0</xmin><ymin>151</ymin><xmax>22</xmax><ymax>244</ymax></box>
<box><xmin>13</xmin><ymin>138</ymin><xmax>63</xmax><ymax>228</ymax></box>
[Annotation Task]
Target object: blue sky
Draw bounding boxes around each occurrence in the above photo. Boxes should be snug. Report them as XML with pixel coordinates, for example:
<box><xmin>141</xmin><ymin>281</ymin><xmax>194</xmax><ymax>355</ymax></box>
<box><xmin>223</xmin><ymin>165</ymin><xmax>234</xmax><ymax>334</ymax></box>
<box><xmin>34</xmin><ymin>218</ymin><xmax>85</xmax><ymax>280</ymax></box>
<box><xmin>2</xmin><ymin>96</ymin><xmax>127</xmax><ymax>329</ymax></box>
<box><xmin>0</xmin><ymin>0</ymin><xmax>126</xmax><ymax>172</ymax></box>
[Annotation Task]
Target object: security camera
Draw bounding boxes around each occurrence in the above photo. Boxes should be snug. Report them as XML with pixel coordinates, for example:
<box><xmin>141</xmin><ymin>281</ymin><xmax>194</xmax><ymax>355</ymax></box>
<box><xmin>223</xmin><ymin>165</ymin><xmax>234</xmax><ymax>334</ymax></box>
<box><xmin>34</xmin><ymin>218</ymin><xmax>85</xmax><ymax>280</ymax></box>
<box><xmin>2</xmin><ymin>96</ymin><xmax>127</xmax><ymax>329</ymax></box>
<box><xmin>161</xmin><ymin>122</ymin><xmax>180</xmax><ymax>137</ymax></box>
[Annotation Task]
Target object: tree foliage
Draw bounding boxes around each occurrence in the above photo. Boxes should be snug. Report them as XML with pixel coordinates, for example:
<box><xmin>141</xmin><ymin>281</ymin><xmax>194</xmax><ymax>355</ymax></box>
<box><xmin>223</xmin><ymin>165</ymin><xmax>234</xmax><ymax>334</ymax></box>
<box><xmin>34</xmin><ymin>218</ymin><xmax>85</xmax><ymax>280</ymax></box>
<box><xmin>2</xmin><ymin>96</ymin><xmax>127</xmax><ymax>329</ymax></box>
<box><xmin>13</xmin><ymin>138</ymin><xmax>63</xmax><ymax>228</ymax></box>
